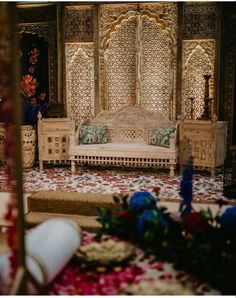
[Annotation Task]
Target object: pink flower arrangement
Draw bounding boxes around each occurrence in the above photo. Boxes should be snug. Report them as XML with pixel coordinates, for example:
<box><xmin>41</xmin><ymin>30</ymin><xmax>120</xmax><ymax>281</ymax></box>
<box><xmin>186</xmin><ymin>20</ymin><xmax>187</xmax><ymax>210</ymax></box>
<box><xmin>19</xmin><ymin>47</ymin><xmax>47</xmax><ymax>105</ymax></box>
<box><xmin>20</xmin><ymin>75</ymin><xmax>39</xmax><ymax>98</ymax></box>
<box><xmin>19</xmin><ymin>46</ymin><xmax>49</xmax><ymax>126</ymax></box>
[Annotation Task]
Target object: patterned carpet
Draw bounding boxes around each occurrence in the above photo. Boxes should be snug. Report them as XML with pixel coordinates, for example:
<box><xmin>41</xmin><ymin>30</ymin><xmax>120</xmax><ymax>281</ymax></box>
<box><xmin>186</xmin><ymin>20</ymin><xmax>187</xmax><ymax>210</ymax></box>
<box><xmin>0</xmin><ymin>165</ymin><xmax>229</xmax><ymax>203</ymax></box>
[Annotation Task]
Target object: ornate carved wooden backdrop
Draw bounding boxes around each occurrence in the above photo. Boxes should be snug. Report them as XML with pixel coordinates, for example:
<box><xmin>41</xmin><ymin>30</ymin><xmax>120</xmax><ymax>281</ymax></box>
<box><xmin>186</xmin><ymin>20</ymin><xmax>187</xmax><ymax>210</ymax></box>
<box><xmin>182</xmin><ymin>40</ymin><xmax>215</xmax><ymax>119</ymax></box>
<box><xmin>64</xmin><ymin>5</ymin><xmax>95</xmax><ymax>124</ymax></box>
<box><xmin>66</xmin><ymin>43</ymin><xmax>95</xmax><ymax>124</ymax></box>
<box><xmin>100</xmin><ymin>3</ymin><xmax>177</xmax><ymax>120</ymax></box>
<box><xmin>181</xmin><ymin>3</ymin><xmax>218</xmax><ymax>120</ymax></box>
<box><xmin>64</xmin><ymin>3</ymin><xmax>178</xmax><ymax>123</ymax></box>
<box><xmin>64</xmin><ymin>2</ymin><xmax>221</xmax><ymax>126</ymax></box>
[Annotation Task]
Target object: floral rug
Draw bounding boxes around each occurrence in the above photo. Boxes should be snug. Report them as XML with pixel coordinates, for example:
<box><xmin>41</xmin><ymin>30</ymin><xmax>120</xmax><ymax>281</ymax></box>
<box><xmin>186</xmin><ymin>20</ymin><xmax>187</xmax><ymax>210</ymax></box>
<box><xmin>0</xmin><ymin>165</ymin><xmax>229</xmax><ymax>203</ymax></box>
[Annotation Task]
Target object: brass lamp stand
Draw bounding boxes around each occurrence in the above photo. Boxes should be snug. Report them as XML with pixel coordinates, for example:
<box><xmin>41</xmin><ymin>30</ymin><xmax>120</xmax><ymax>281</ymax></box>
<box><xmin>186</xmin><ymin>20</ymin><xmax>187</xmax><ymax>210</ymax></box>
<box><xmin>198</xmin><ymin>74</ymin><xmax>213</xmax><ymax>120</ymax></box>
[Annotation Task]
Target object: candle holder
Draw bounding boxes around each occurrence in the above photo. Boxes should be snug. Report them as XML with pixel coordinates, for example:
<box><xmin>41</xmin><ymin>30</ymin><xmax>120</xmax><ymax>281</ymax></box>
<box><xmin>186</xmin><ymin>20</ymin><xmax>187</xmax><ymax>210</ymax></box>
<box><xmin>198</xmin><ymin>74</ymin><xmax>212</xmax><ymax>120</ymax></box>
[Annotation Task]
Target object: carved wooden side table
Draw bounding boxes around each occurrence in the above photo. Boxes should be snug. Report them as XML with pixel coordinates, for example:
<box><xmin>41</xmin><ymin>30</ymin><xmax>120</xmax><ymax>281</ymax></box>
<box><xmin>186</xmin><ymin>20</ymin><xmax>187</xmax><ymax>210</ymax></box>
<box><xmin>178</xmin><ymin>116</ymin><xmax>227</xmax><ymax>176</ymax></box>
<box><xmin>37</xmin><ymin>112</ymin><xmax>75</xmax><ymax>170</ymax></box>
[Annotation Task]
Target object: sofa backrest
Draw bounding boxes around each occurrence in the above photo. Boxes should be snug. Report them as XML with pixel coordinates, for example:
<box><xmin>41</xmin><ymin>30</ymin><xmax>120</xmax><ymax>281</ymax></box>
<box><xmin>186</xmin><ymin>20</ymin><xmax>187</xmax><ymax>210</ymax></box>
<box><xmin>87</xmin><ymin>105</ymin><xmax>176</xmax><ymax>144</ymax></box>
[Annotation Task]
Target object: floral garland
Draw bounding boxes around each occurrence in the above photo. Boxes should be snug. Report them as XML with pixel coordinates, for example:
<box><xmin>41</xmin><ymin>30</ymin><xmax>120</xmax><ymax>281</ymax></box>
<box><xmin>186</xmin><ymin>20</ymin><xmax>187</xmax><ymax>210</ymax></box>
<box><xmin>96</xmin><ymin>158</ymin><xmax>236</xmax><ymax>294</ymax></box>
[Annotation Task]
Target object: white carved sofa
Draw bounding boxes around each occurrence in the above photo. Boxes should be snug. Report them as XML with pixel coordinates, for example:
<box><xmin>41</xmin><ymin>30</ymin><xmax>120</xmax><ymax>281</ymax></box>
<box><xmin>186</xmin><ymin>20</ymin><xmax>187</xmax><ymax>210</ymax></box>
<box><xmin>69</xmin><ymin>105</ymin><xmax>178</xmax><ymax>176</ymax></box>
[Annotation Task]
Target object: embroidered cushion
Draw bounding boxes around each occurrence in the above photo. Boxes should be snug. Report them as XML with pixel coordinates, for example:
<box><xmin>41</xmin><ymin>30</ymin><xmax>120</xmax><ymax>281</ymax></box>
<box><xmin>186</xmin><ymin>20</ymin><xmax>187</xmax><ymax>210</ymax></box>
<box><xmin>79</xmin><ymin>126</ymin><xmax>109</xmax><ymax>144</ymax></box>
<box><xmin>149</xmin><ymin>127</ymin><xmax>175</xmax><ymax>147</ymax></box>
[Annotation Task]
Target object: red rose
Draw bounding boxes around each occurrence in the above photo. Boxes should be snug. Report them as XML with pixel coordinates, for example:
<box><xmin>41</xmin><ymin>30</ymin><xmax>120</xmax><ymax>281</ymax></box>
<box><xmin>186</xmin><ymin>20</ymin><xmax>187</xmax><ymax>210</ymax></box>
<box><xmin>31</xmin><ymin>48</ymin><xmax>40</xmax><ymax>56</ymax></box>
<box><xmin>181</xmin><ymin>212</ymin><xmax>208</xmax><ymax>233</ymax></box>
<box><xmin>117</xmin><ymin>210</ymin><xmax>136</xmax><ymax>224</ymax></box>
<box><xmin>30</xmin><ymin>97</ymin><xmax>37</xmax><ymax>105</ymax></box>
<box><xmin>38</xmin><ymin>92</ymin><xmax>46</xmax><ymax>100</ymax></box>
<box><xmin>30</xmin><ymin>55</ymin><xmax>38</xmax><ymax>65</ymax></box>
<box><xmin>152</xmin><ymin>186</ymin><xmax>161</xmax><ymax>197</ymax></box>
<box><xmin>29</xmin><ymin>66</ymin><xmax>35</xmax><ymax>74</ymax></box>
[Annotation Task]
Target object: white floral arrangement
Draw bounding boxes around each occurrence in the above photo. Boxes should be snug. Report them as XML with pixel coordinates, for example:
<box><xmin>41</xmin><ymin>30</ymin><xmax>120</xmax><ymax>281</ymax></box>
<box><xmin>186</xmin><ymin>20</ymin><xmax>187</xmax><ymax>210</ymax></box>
<box><xmin>76</xmin><ymin>238</ymin><xmax>135</xmax><ymax>265</ymax></box>
<box><xmin>120</xmin><ymin>279</ymin><xmax>195</xmax><ymax>295</ymax></box>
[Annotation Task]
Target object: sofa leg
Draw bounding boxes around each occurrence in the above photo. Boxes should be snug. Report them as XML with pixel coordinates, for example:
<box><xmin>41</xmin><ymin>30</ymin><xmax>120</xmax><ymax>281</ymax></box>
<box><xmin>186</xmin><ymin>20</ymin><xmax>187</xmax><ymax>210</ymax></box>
<box><xmin>210</xmin><ymin>167</ymin><xmax>215</xmax><ymax>177</ymax></box>
<box><xmin>39</xmin><ymin>161</ymin><xmax>43</xmax><ymax>171</ymax></box>
<box><xmin>71</xmin><ymin>160</ymin><xmax>76</xmax><ymax>174</ymax></box>
<box><xmin>169</xmin><ymin>166</ymin><xmax>174</xmax><ymax>177</ymax></box>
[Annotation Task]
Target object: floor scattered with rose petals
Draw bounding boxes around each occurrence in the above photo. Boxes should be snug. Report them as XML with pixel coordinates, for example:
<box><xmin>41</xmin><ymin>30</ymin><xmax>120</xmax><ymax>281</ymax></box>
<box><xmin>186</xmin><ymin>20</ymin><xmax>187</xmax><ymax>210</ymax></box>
<box><xmin>0</xmin><ymin>165</ymin><xmax>230</xmax><ymax>203</ymax></box>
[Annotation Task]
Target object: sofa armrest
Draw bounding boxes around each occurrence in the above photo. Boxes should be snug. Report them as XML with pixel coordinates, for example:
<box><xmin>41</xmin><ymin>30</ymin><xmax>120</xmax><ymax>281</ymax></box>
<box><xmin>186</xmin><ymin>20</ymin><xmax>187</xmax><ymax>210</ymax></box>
<box><xmin>169</xmin><ymin>133</ymin><xmax>176</xmax><ymax>150</ymax></box>
<box><xmin>75</xmin><ymin>126</ymin><xmax>80</xmax><ymax>145</ymax></box>
<box><xmin>69</xmin><ymin>134</ymin><xmax>76</xmax><ymax>147</ymax></box>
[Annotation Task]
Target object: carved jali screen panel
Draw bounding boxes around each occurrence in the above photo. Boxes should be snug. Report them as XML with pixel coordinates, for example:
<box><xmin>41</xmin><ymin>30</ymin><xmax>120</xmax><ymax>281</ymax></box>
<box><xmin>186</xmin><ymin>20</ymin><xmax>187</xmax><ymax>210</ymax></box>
<box><xmin>104</xmin><ymin>15</ymin><xmax>137</xmax><ymax>111</ymax></box>
<box><xmin>181</xmin><ymin>2</ymin><xmax>218</xmax><ymax>120</ymax></box>
<box><xmin>182</xmin><ymin>40</ymin><xmax>215</xmax><ymax>120</ymax></box>
<box><xmin>100</xmin><ymin>3</ymin><xmax>177</xmax><ymax>119</ymax></box>
<box><xmin>141</xmin><ymin>15</ymin><xmax>175</xmax><ymax>119</ymax></box>
<box><xmin>65</xmin><ymin>43</ymin><xmax>95</xmax><ymax>125</ymax></box>
<box><xmin>65</xmin><ymin>5</ymin><xmax>95</xmax><ymax>125</ymax></box>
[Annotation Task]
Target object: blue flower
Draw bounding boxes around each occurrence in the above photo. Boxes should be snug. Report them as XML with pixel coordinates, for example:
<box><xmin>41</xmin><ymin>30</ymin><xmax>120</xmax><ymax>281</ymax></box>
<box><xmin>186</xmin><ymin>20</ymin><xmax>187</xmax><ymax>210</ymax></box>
<box><xmin>129</xmin><ymin>191</ymin><xmax>156</xmax><ymax>212</ymax></box>
<box><xmin>220</xmin><ymin>205</ymin><xmax>236</xmax><ymax>232</ymax></box>
<box><xmin>179</xmin><ymin>157</ymin><xmax>194</xmax><ymax>216</ymax></box>
<box><xmin>137</xmin><ymin>209</ymin><xmax>168</xmax><ymax>234</ymax></box>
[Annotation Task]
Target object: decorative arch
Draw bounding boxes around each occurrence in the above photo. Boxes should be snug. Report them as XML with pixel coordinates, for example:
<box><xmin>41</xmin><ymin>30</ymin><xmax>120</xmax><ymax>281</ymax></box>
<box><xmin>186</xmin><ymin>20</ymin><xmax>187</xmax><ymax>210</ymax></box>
<box><xmin>101</xmin><ymin>10</ymin><xmax>175</xmax><ymax>55</ymax></box>
<box><xmin>100</xmin><ymin>9</ymin><xmax>177</xmax><ymax>119</ymax></box>
<box><xmin>66</xmin><ymin>43</ymin><xmax>95</xmax><ymax>124</ymax></box>
<box><xmin>182</xmin><ymin>40</ymin><xmax>215</xmax><ymax>119</ymax></box>
<box><xmin>101</xmin><ymin>11</ymin><xmax>137</xmax><ymax>50</ymax></box>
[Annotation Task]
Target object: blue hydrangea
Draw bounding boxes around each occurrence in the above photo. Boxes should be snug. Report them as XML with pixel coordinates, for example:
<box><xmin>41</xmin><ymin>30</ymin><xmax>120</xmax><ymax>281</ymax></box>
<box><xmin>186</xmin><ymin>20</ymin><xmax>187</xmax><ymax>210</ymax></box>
<box><xmin>179</xmin><ymin>157</ymin><xmax>194</xmax><ymax>216</ymax></box>
<box><xmin>137</xmin><ymin>209</ymin><xmax>168</xmax><ymax>233</ymax></box>
<box><xmin>220</xmin><ymin>206</ymin><xmax>236</xmax><ymax>232</ymax></box>
<box><xmin>129</xmin><ymin>191</ymin><xmax>157</xmax><ymax>212</ymax></box>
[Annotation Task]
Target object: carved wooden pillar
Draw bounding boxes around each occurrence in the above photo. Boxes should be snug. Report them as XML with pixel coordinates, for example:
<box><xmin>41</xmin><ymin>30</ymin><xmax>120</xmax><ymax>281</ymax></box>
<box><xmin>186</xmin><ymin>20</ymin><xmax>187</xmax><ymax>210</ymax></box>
<box><xmin>135</xmin><ymin>12</ymin><xmax>142</xmax><ymax>106</ymax></box>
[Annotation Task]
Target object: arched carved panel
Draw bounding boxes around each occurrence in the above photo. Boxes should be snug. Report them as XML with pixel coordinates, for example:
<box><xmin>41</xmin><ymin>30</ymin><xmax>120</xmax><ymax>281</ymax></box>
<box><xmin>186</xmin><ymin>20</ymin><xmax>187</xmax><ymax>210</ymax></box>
<box><xmin>100</xmin><ymin>6</ymin><xmax>177</xmax><ymax>118</ymax></box>
<box><xmin>140</xmin><ymin>3</ymin><xmax>178</xmax><ymax>38</ymax></box>
<box><xmin>182</xmin><ymin>40</ymin><xmax>215</xmax><ymax>119</ymax></box>
<box><xmin>99</xmin><ymin>4</ymin><xmax>138</xmax><ymax>39</ymax></box>
<box><xmin>66</xmin><ymin>43</ymin><xmax>95</xmax><ymax>125</ymax></box>
<box><xmin>104</xmin><ymin>15</ymin><xmax>137</xmax><ymax>111</ymax></box>
<box><xmin>141</xmin><ymin>15</ymin><xmax>175</xmax><ymax>119</ymax></box>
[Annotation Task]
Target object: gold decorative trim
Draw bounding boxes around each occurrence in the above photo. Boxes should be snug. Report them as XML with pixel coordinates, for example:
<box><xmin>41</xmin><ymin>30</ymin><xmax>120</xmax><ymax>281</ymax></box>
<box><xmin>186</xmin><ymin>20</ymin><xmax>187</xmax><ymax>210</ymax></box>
<box><xmin>26</xmin><ymin>252</ymin><xmax>48</xmax><ymax>285</ymax></box>
<box><xmin>63</xmin><ymin>219</ymin><xmax>83</xmax><ymax>244</ymax></box>
<box><xmin>141</xmin><ymin>10</ymin><xmax>176</xmax><ymax>56</ymax></box>
<box><xmin>101</xmin><ymin>10</ymin><xmax>136</xmax><ymax>50</ymax></box>
<box><xmin>16</xmin><ymin>3</ymin><xmax>55</xmax><ymax>8</ymax></box>
<box><xmin>65</xmin><ymin>5</ymin><xmax>94</xmax><ymax>10</ymax></box>
<box><xmin>101</xmin><ymin>10</ymin><xmax>176</xmax><ymax>56</ymax></box>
